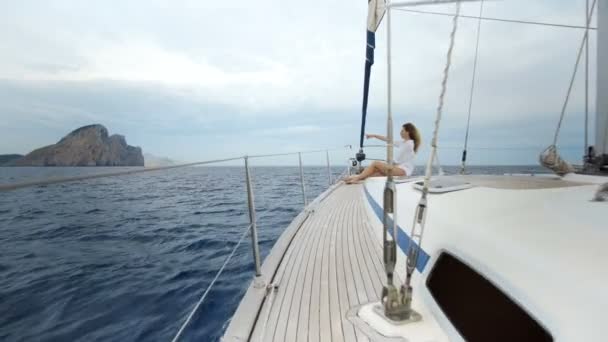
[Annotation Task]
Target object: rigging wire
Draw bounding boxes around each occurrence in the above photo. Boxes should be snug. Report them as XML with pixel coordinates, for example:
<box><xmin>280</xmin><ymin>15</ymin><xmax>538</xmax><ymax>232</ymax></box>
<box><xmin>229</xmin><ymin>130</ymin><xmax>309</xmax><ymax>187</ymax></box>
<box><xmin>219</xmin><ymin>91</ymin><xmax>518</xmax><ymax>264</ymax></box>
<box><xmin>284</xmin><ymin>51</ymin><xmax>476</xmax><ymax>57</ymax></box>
<box><xmin>460</xmin><ymin>0</ymin><xmax>484</xmax><ymax>174</ymax></box>
<box><xmin>0</xmin><ymin>146</ymin><xmax>350</xmax><ymax>193</ymax></box>
<box><xmin>171</xmin><ymin>223</ymin><xmax>252</xmax><ymax>342</ymax></box>
<box><xmin>0</xmin><ymin>156</ymin><xmax>245</xmax><ymax>192</ymax></box>
<box><xmin>364</xmin><ymin>144</ymin><xmax>575</xmax><ymax>150</ymax></box>
<box><xmin>392</xmin><ymin>7</ymin><xmax>597</xmax><ymax>31</ymax></box>
<box><xmin>541</xmin><ymin>0</ymin><xmax>596</xmax><ymax>175</ymax></box>
<box><xmin>585</xmin><ymin>0</ymin><xmax>590</xmax><ymax>161</ymax></box>
<box><xmin>553</xmin><ymin>0</ymin><xmax>597</xmax><ymax>146</ymax></box>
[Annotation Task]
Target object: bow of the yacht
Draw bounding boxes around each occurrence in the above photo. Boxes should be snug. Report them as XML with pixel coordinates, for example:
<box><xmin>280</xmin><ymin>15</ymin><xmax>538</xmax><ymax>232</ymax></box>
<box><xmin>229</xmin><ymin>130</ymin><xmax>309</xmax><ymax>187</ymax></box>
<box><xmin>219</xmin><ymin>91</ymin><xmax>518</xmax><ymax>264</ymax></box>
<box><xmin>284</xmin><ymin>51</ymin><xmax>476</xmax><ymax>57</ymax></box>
<box><xmin>223</xmin><ymin>181</ymin><xmax>395</xmax><ymax>342</ymax></box>
<box><xmin>223</xmin><ymin>172</ymin><xmax>607</xmax><ymax>341</ymax></box>
<box><xmin>223</xmin><ymin>0</ymin><xmax>608</xmax><ymax>339</ymax></box>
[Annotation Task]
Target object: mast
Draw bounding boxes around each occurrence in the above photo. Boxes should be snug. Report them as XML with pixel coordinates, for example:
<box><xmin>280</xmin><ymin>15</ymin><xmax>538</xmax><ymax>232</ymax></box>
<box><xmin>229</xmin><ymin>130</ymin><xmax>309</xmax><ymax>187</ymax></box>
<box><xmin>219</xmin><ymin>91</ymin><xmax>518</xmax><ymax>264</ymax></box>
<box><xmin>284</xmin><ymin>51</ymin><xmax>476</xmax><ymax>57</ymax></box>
<box><xmin>381</xmin><ymin>0</ymin><xmax>407</xmax><ymax>321</ymax></box>
<box><xmin>597</xmin><ymin>0</ymin><xmax>608</xmax><ymax>166</ymax></box>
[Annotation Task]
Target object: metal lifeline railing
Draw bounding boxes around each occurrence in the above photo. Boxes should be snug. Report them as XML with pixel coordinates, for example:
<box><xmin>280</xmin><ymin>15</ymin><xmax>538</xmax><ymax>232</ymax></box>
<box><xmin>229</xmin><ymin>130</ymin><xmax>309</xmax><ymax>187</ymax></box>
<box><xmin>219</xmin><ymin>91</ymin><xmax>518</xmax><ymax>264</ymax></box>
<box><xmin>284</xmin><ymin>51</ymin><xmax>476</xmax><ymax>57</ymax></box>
<box><xmin>167</xmin><ymin>147</ymin><xmax>350</xmax><ymax>340</ymax></box>
<box><xmin>0</xmin><ymin>147</ymin><xmax>350</xmax><ymax>193</ymax></box>
<box><xmin>0</xmin><ymin>146</ymin><xmax>352</xmax><ymax>340</ymax></box>
<box><xmin>170</xmin><ymin>223</ymin><xmax>253</xmax><ymax>342</ymax></box>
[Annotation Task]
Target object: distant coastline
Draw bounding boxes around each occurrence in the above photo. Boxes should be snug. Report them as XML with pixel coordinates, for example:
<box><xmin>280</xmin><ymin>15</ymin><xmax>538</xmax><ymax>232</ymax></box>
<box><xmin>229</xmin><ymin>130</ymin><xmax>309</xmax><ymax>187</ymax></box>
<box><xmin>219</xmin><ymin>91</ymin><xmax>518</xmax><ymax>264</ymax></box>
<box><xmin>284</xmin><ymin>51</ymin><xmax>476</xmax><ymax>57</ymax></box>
<box><xmin>0</xmin><ymin>154</ymin><xmax>24</xmax><ymax>166</ymax></box>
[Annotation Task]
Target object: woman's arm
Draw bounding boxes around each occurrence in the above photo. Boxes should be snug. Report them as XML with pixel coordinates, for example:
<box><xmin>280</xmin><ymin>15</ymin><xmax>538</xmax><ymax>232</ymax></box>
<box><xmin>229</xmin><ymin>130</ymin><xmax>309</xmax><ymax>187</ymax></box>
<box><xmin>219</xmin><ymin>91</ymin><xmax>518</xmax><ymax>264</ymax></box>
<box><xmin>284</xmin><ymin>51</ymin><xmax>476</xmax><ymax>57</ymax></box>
<box><xmin>365</xmin><ymin>133</ymin><xmax>389</xmax><ymax>142</ymax></box>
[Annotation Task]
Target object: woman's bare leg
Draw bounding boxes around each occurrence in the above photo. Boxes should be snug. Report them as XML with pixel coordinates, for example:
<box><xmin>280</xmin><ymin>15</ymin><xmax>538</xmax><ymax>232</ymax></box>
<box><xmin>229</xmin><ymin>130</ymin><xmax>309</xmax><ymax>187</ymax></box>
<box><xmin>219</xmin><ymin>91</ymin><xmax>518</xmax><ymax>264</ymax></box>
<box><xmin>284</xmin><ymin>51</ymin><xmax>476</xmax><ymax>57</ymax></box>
<box><xmin>345</xmin><ymin>161</ymin><xmax>405</xmax><ymax>183</ymax></box>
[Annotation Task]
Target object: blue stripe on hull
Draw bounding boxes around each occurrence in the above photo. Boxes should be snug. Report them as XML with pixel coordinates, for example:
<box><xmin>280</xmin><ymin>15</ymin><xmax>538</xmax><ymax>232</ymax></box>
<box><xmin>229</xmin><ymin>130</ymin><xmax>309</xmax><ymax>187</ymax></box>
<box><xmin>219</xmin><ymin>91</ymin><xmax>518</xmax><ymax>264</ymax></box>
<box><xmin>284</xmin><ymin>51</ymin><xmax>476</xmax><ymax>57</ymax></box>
<box><xmin>363</xmin><ymin>185</ymin><xmax>431</xmax><ymax>272</ymax></box>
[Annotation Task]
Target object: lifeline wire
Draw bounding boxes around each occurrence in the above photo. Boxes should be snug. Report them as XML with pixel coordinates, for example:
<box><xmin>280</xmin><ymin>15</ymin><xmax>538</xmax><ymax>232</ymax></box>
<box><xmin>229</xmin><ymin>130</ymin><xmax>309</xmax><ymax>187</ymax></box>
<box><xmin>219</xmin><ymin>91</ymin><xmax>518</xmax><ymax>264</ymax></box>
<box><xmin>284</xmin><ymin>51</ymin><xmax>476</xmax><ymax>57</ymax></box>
<box><xmin>171</xmin><ymin>224</ymin><xmax>252</xmax><ymax>342</ymax></box>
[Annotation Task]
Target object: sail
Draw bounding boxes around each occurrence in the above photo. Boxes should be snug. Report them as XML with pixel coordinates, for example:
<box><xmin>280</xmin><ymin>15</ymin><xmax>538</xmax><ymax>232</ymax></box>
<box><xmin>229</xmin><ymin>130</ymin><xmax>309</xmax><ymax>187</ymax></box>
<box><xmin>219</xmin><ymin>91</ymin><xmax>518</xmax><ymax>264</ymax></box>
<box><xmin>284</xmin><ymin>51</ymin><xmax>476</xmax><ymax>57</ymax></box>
<box><xmin>367</xmin><ymin>0</ymin><xmax>386</xmax><ymax>32</ymax></box>
<box><xmin>358</xmin><ymin>0</ymin><xmax>386</xmax><ymax>154</ymax></box>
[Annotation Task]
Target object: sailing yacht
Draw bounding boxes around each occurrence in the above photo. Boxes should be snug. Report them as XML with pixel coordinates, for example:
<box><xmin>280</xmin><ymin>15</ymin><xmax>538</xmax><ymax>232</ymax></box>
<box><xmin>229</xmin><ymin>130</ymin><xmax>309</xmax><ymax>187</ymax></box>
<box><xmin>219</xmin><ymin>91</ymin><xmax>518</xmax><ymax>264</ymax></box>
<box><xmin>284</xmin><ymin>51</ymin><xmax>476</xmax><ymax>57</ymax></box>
<box><xmin>223</xmin><ymin>0</ymin><xmax>607</xmax><ymax>341</ymax></box>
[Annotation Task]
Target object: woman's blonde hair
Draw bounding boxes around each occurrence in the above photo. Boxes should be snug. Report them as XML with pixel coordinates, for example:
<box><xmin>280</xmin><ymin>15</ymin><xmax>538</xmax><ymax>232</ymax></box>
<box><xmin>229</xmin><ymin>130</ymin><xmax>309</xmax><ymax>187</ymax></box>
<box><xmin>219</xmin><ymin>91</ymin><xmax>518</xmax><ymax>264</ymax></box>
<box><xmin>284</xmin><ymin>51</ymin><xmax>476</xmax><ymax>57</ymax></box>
<box><xmin>403</xmin><ymin>122</ymin><xmax>421</xmax><ymax>152</ymax></box>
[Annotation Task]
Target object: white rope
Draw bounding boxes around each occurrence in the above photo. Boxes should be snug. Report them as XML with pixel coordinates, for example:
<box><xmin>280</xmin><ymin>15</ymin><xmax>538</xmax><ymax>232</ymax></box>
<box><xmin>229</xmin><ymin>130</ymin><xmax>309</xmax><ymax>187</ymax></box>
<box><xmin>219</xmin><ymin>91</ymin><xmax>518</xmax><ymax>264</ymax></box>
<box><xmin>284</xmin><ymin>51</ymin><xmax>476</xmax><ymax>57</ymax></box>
<box><xmin>461</xmin><ymin>0</ymin><xmax>484</xmax><ymax>174</ymax></box>
<box><xmin>171</xmin><ymin>224</ymin><xmax>252</xmax><ymax>342</ymax></box>
<box><xmin>434</xmin><ymin>150</ymin><xmax>445</xmax><ymax>176</ymax></box>
<box><xmin>405</xmin><ymin>0</ymin><xmax>461</xmax><ymax>285</ymax></box>
<box><xmin>422</xmin><ymin>0</ymin><xmax>461</xmax><ymax>191</ymax></box>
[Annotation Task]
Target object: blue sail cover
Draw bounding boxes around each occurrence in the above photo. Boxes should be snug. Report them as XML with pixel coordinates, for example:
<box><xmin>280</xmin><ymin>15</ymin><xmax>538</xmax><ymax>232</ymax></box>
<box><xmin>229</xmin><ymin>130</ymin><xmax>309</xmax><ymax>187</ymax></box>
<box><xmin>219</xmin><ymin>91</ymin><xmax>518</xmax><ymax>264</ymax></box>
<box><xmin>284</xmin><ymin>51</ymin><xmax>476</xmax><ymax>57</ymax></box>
<box><xmin>359</xmin><ymin>0</ymin><xmax>386</xmax><ymax>151</ymax></box>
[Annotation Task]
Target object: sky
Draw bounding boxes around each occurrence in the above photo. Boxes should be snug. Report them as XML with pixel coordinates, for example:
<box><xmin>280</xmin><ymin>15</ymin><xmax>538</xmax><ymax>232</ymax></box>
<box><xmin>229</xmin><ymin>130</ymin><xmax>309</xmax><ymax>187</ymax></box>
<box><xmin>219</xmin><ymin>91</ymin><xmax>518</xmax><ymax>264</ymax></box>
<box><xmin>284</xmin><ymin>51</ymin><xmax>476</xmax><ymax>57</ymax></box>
<box><xmin>0</xmin><ymin>0</ymin><xmax>599</xmax><ymax>166</ymax></box>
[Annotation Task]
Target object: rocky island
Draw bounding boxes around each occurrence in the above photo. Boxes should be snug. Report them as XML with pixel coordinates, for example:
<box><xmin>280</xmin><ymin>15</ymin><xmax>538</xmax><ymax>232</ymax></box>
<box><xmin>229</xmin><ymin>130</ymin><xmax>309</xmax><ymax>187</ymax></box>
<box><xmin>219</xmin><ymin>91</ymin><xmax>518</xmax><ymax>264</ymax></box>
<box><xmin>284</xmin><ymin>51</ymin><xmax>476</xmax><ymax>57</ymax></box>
<box><xmin>4</xmin><ymin>124</ymin><xmax>144</xmax><ymax>166</ymax></box>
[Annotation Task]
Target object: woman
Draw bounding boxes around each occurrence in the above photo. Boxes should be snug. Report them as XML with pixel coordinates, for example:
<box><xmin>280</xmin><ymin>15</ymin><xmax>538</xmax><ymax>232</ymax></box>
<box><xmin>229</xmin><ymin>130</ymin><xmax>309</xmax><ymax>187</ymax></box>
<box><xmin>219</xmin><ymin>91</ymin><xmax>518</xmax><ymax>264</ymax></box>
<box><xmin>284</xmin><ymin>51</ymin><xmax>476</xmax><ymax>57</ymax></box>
<box><xmin>345</xmin><ymin>122</ymin><xmax>421</xmax><ymax>184</ymax></box>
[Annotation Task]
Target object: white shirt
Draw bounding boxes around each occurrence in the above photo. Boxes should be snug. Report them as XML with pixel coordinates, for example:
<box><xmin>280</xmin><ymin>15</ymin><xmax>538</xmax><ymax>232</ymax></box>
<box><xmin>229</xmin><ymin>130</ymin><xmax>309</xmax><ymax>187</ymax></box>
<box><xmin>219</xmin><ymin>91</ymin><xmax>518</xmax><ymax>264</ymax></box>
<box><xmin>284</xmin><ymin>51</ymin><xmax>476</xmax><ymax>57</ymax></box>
<box><xmin>393</xmin><ymin>140</ymin><xmax>416</xmax><ymax>176</ymax></box>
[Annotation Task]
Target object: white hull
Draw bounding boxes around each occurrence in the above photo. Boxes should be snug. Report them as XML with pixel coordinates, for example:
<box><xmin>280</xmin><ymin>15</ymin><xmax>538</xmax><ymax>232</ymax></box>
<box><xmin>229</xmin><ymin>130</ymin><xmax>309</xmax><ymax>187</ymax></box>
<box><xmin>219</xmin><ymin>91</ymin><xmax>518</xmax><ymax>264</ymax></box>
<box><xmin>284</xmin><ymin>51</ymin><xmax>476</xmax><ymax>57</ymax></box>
<box><xmin>362</xmin><ymin>174</ymin><xmax>607</xmax><ymax>341</ymax></box>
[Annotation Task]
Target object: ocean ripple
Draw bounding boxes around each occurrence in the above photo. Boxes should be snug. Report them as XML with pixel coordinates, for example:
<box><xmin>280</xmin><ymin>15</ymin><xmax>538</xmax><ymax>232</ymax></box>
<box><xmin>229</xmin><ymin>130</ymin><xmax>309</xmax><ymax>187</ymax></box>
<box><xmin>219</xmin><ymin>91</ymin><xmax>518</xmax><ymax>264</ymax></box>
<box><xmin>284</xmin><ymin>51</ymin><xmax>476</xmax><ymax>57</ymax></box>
<box><xmin>0</xmin><ymin>166</ymin><xmax>344</xmax><ymax>342</ymax></box>
<box><xmin>0</xmin><ymin>165</ymin><xmax>544</xmax><ymax>341</ymax></box>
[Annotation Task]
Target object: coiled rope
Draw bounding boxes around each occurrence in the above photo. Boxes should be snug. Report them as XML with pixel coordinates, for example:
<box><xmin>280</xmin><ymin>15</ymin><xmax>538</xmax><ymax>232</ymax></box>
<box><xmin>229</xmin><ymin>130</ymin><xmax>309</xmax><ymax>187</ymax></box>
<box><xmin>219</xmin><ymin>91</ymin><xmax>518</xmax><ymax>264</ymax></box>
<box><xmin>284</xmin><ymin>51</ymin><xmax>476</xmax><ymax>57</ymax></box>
<box><xmin>541</xmin><ymin>0</ymin><xmax>597</xmax><ymax>175</ymax></box>
<box><xmin>171</xmin><ymin>223</ymin><xmax>252</xmax><ymax>342</ymax></box>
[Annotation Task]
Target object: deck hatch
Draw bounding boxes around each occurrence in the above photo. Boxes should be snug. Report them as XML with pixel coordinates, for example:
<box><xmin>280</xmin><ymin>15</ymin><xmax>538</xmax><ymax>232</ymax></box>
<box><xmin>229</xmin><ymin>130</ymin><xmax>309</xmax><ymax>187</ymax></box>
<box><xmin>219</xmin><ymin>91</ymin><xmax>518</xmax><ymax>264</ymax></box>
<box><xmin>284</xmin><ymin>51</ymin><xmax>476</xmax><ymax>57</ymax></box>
<box><xmin>426</xmin><ymin>252</ymin><xmax>552</xmax><ymax>342</ymax></box>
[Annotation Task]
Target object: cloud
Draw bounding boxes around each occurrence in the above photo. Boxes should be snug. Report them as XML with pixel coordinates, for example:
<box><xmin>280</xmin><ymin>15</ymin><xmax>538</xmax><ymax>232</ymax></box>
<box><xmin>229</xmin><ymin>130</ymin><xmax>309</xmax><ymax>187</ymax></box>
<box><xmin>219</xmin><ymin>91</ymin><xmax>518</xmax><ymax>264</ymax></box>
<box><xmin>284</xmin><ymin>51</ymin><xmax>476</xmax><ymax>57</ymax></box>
<box><xmin>255</xmin><ymin>125</ymin><xmax>323</xmax><ymax>136</ymax></box>
<box><xmin>0</xmin><ymin>0</ymin><xmax>599</xmax><ymax>165</ymax></box>
<box><xmin>24</xmin><ymin>42</ymin><xmax>290</xmax><ymax>88</ymax></box>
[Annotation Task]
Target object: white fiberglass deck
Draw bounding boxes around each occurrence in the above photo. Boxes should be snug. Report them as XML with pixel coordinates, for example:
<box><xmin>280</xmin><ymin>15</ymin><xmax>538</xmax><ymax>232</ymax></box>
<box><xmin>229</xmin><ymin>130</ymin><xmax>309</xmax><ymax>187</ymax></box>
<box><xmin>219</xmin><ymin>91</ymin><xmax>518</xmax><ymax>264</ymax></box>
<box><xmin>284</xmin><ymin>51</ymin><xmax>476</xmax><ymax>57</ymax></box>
<box><xmin>224</xmin><ymin>183</ymin><xmax>391</xmax><ymax>341</ymax></box>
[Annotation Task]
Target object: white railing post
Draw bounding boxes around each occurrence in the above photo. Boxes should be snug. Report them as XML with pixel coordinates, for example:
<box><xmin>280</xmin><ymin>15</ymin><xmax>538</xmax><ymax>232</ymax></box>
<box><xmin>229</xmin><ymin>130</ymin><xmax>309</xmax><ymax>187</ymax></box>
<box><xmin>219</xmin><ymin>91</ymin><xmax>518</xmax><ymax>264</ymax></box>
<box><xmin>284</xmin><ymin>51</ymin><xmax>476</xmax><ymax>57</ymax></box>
<box><xmin>244</xmin><ymin>156</ymin><xmax>261</xmax><ymax>276</ymax></box>
<box><xmin>298</xmin><ymin>152</ymin><xmax>307</xmax><ymax>206</ymax></box>
<box><xmin>326</xmin><ymin>150</ymin><xmax>332</xmax><ymax>186</ymax></box>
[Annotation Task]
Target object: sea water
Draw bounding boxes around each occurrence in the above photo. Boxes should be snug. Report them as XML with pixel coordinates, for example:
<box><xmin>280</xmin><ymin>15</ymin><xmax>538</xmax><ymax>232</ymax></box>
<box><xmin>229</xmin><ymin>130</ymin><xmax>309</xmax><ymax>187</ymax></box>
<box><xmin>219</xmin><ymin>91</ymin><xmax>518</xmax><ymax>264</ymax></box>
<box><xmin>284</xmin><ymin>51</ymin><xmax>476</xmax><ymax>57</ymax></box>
<box><xmin>0</xmin><ymin>165</ymin><xmax>547</xmax><ymax>341</ymax></box>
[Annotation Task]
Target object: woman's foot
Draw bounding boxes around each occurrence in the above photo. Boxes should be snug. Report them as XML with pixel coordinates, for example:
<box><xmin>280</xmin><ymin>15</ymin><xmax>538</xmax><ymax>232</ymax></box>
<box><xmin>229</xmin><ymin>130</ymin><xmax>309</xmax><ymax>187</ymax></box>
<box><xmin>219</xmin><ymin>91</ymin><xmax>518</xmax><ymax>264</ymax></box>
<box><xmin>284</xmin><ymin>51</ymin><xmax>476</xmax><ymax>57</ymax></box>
<box><xmin>344</xmin><ymin>175</ymin><xmax>361</xmax><ymax>184</ymax></box>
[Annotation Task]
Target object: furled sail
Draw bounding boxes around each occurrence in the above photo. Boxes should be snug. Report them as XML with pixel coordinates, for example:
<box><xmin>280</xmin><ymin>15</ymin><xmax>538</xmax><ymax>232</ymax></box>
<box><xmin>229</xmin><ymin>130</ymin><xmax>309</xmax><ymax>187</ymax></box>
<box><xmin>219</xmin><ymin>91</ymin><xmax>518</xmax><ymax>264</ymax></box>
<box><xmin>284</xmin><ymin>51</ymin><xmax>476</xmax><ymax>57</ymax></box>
<box><xmin>357</xmin><ymin>0</ymin><xmax>386</xmax><ymax>161</ymax></box>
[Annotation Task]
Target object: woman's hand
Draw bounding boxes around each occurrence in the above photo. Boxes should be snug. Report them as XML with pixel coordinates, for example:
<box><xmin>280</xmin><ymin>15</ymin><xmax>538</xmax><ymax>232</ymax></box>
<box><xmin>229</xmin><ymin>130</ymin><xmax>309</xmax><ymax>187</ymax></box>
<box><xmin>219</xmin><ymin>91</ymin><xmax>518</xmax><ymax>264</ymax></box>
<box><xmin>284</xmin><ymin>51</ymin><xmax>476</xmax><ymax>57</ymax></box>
<box><xmin>365</xmin><ymin>133</ymin><xmax>388</xmax><ymax>142</ymax></box>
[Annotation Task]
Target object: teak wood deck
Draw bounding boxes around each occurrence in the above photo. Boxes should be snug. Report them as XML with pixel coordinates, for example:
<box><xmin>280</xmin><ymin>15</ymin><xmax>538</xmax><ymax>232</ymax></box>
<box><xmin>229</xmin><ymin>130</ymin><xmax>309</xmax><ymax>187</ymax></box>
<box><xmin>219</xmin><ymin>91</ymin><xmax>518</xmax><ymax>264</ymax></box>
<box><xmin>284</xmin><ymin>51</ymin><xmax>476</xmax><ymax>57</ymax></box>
<box><xmin>223</xmin><ymin>183</ymin><xmax>391</xmax><ymax>341</ymax></box>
